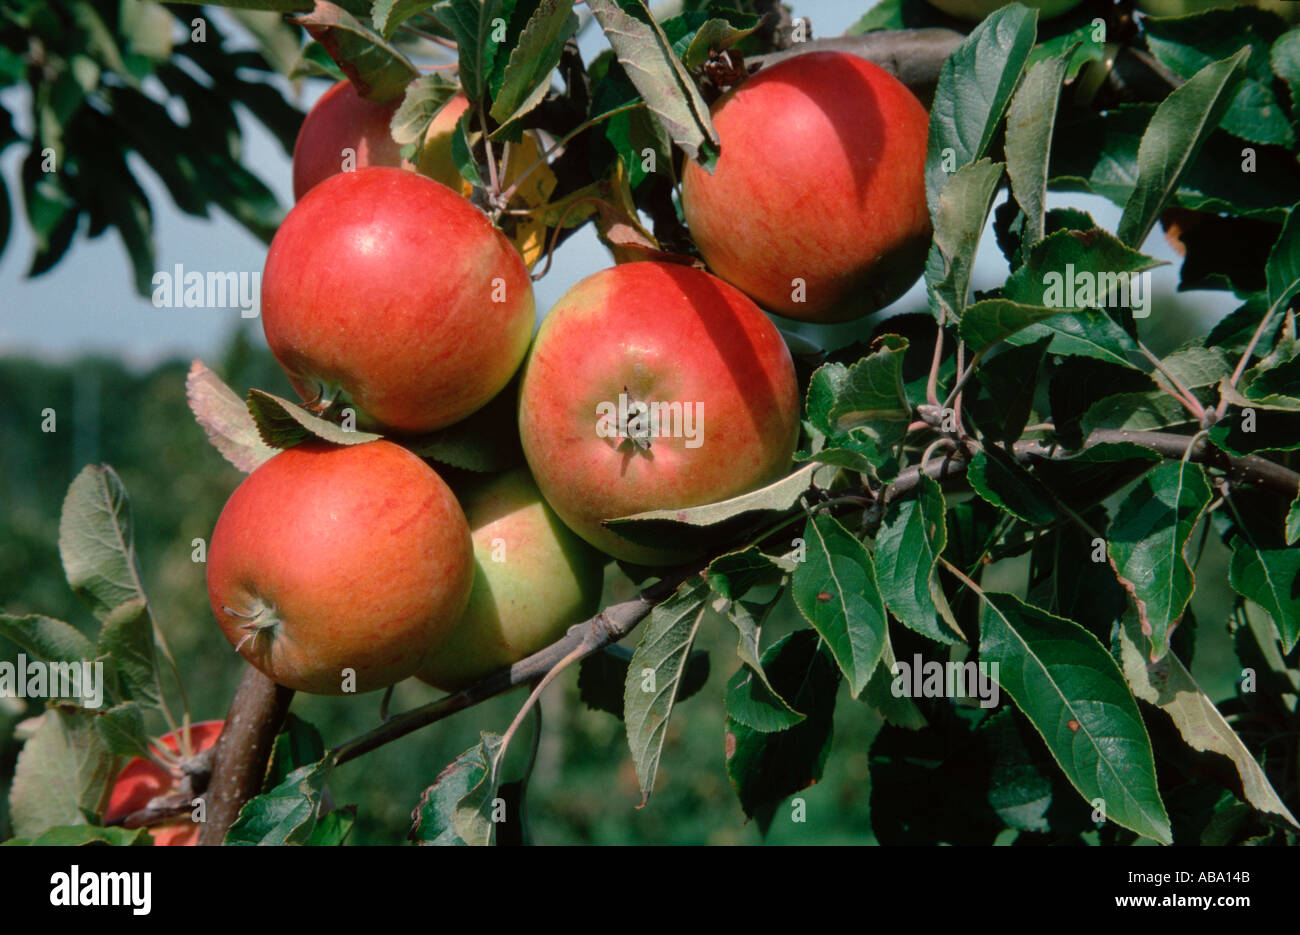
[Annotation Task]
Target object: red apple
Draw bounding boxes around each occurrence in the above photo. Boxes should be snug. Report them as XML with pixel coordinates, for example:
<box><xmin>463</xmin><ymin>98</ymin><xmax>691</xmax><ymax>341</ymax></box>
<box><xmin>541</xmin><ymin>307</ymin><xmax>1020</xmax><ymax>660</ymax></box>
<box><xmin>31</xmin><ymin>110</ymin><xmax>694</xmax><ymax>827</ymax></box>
<box><xmin>681</xmin><ymin>51</ymin><xmax>931</xmax><ymax>323</ymax></box>
<box><xmin>104</xmin><ymin>720</ymin><xmax>224</xmax><ymax>846</ymax></box>
<box><xmin>292</xmin><ymin>80</ymin><xmax>470</xmax><ymax>200</ymax></box>
<box><xmin>206</xmin><ymin>440</ymin><xmax>473</xmax><ymax>694</ymax></box>
<box><xmin>261</xmin><ymin>166</ymin><xmax>535</xmax><ymax>434</ymax></box>
<box><xmin>417</xmin><ymin>468</ymin><xmax>606</xmax><ymax>691</ymax></box>
<box><xmin>517</xmin><ymin>261</ymin><xmax>801</xmax><ymax>564</ymax></box>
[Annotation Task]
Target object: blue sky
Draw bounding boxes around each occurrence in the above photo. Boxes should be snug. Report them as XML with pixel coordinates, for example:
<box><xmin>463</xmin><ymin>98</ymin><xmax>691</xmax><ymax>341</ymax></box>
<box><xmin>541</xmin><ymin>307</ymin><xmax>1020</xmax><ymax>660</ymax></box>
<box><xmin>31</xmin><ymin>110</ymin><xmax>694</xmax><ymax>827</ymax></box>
<box><xmin>0</xmin><ymin>0</ymin><xmax>1233</xmax><ymax>369</ymax></box>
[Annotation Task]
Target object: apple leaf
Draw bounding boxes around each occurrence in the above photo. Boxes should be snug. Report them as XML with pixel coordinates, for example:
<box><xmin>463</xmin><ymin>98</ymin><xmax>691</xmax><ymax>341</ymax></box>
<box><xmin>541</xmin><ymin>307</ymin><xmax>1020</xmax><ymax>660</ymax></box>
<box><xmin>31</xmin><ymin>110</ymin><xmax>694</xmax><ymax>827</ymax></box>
<box><xmin>924</xmin><ymin>2</ymin><xmax>1035</xmax><ymax>218</ymax></box>
<box><xmin>1082</xmin><ymin>391</ymin><xmax>1196</xmax><ymax>435</ymax></box>
<box><xmin>96</xmin><ymin>600</ymin><xmax>158</xmax><ymax>709</ymax></box>
<box><xmin>677</xmin><ymin>14</ymin><xmax>759</xmax><ymax>70</ymax></box>
<box><xmin>1</xmin><ymin>825</ymin><xmax>153</xmax><ymax>847</ymax></box>
<box><xmin>863</xmin><ymin>632</ymin><xmax>927</xmax><ymax>731</ymax></box>
<box><xmin>431</xmin><ymin>0</ymin><xmax>507</xmax><ymax>103</ymax></box>
<box><xmin>93</xmin><ymin>702</ymin><xmax>151</xmax><ymax>759</ymax></box>
<box><xmin>390</xmin><ymin>72</ymin><xmax>461</xmax><ymax>146</ymax></box>
<box><xmin>1286</xmin><ymin>491</ymin><xmax>1300</xmax><ymax>546</ymax></box>
<box><xmin>245</xmin><ymin>388</ymin><xmax>383</xmax><ymax>450</ymax></box>
<box><xmin>264</xmin><ymin>714</ymin><xmax>327</xmax><ymax>791</ymax></box>
<box><xmin>623</xmin><ymin>578</ymin><xmax>712</xmax><ymax>805</ymax></box>
<box><xmin>1116</xmin><ymin>49</ymin><xmax>1249</xmax><ymax>248</ymax></box>
<box><xmin>1116</xmin><ymin>611</ymin><xmax>1298</xmax><ymax>830</ymax></box>
<box><xmin>577</xmin><ymin>644</ymin><xmax>709</xmax><ymax>721</ymax></box>
<box><xmin>805</xmin><ymin>335</ymin><xmax>911</xmax><ymax>450</ymax></box>
<box><xmin>308</xmin><ymin>806</ymin><xmax>358</xmax><ymax>846</ymax></box>
<box><xmin>292</xmin><ymin>1</ymin><xmax>419</xmax><ymax>102</ymax></box>
<box><xmin>1228</xmin><ymin>543</ymin><xmax>1300</xmax><ymax>654</ymax></box>
<box><xmin>1267</xmin><ymin>207</ymin><xmax>1300</xmax><ymax>316</ymax></box>
<box><xmin>1107</xmin><ymin>460</ymin><xmax>1213</xmax><ymax>661</ymax></box>
<box><xmin>791</xmin><ymin>513</ymin><xmax>888</xmax><ymax>698</ymax></box>
<box><xmin>8</xmin><ymin>709</ymin><xmax>119</xmax><ymax>839</ymax></box>
<box><xmin>411</xmin><ymin>742</ymin><xmax>488</xmax><ymax>845</ymax></box>
<box><xmin>449</xmin><ymin>730</ymin><xmax>509</xmax><ymax>845</ymax></box>
<box><xmin>1001</xmin><ymin>227</ymin><xmax>1162</xmax><ymax>321</ymax></box>
<box><xmin>967</xmin><ymin>446</ymin><xmax>1059</xmax><ymax>527</ymax></box>
<box><xmin>1005</xmin><ymin>309</ymin><xmax>1141</xmax><ymax>370</ymax></box>
<box><xmin>0</xmin><ymin>613</ymin><xmax>94</xmax><ymax>666</ymax></box>
<box><xmin>226</xmin><ymin>757</ymin><xmax>337</xmax><ymax>845</ymax></box>
<box><xmin>725</xmin><ymin>629</ymin><xmax>839</xmax><ymax>830</ymax></box>
<box><xmin>926</xmin><ymin>158</ymin><xmax>1004</xmax><ymax>321</ymax></box>
<box><xmin>489</xmin><ymin>0</ymin><xmax>578</xmax><ymax>130</ymax></box>
<box><xmin>185</xmin><ymin>360</ymin><xmax>277</xmax><ymax>474</ymax></box>
<box><xmin>585</xmin><ymin>0</ymin><xmax>718</xmax><ymax>167</ymax></box>
<box><xmin>605</xmin><ymin>463</ymin><xmax>816</xmax><ymax>535</ymax></box>
<box><xmin>450</xmin><ymin>106</ymin><xmax>485</xmax><ymax>187</ymax></box>
<box><xmin>1006</xmin><ymin>49</ymin><xmax>1072</xmax><ymax>247</ymax></box>
<box><xmin>58</xmin><ymin>465</ymin><xmax>148</xmax><ymax>624</ymax></box>
<box><xmin>958</xmin><ymin>299</ymin><xmax>1075</xmax><ymax>356</ymax></box>
<box><xmin>373</xmin><ymin>0</ymin><xmax>441</xmax><ymax>40</ymax></box>
<box><xmin>875</xmin><ymin>474</ymin><xmax>964</xmax><ymax>646</ymax></box>
<box><xmin>978</xmin><ymin>592</ymin><xmax>1172</xmax><ymax>845</ymax></box>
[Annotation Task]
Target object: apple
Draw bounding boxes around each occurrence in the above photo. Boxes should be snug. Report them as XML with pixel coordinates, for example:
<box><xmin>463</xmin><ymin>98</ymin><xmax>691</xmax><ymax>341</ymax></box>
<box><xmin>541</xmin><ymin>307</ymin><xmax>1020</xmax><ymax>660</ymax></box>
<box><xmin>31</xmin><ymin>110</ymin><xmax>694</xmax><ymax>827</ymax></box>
<box><xmin>925</xmin><ymin>0</ymin><xmax>1085</xmax><ymax>19</ymax></box>
<box><xmin>416</xmin><ymin>468</ymin><xmax>606</xmax><ymax>691</ymax></box>
<box><xmin>261</xmin><ymin>166</ymin><xmax>535</xmax><ymax>434</ymax></box>
<box><xmin>681</xmin><ymin>51</ymin><xmax>931</xmax><ymax>323</ymax></box>
<box><xmin>104</xmin><ymin>720</ymin><xmax>224</xmax><ymax>846</ymax></box>
<box><xmin>206</xmin><ymin>440</ymin><xmax>474</xmax><ymax>694</ymax></box>
<box><xmin>291</xmin><ymin>80</ymin><xmax>470</xmax><ymax>200</ymax></box>
<box><xmin>517</xmin><ymin>261</ymin><xmax>801</xmax><ymax>564</ymax></box>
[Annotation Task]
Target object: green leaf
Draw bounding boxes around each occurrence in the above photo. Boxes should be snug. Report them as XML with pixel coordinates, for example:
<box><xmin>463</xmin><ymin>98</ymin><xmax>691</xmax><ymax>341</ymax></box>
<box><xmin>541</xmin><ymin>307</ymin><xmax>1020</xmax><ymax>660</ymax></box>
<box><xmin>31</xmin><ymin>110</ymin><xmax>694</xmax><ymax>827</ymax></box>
<box><xmin>225</xmin><ymin>757</ymin><xmax>336</xmax><ymax>845</ymax></box>
<box><xmin>0</xmin><ymin>614</ymin><xmax>94</xmax><ymax>665</ymax></box>
<box><xmin>577</xmin><ymin>644</ymin><xmax>710</xmax><ymax>720</ymax></box>
<box><xmin>245</xmin><ymin>388</ymin><xmax>383</xmax><ymax>449</ymax></box>
<box><xmin>93</xmin><ymin>703</ymin><xmax>150</xmax><ymax>759</ymax></box>
<box><xmin>1116</xmin><ymin>611</ymin><xmax>1298</xmax><ymax>830</ymax></box>
<box><xmin>410</xmin><ymin>743</ymin><xmax>487</xmax><ymax>845</ymax></box>
<box><xmin>863</xmin><ymin>632</ymin><xmax>927</xmax><ymax>730</ymax></box>
<box><xmin>308</xmin><ymin>805</ymin><xmax>357</xmax><ymax>845</ymax></box>
<box><xmin>967</xmin><ymin>446</ymin><xmax>1058</xmax><ymax>526</ymax></box>
<box><xmin>820</xmin><ymin>335</ymin><xmax>912</xmax><ymax>447</ymax></box>
<box><xmin>605</xmin><ymin>463</ymin><xmax>815</xmax><ymax>533</ymax></box>
<box><xmin>585</xmin><ymin>0</ymin><xmax>718</xmax><ymax>166</ymax></box>
<box><xmin>622</xmin><ymin>578</ymin><xmax>712</xmax><ymax>804</ymax></box>
<box><xmin>875</xmin><ymin>474</ymin><xmax>963</xmax><ymax>646</ymax></box>
<box><xmin>925</xmin><ymin>3</ymin><xmax>1036</xmax><ymax>218</ymax></box>
<box><xmin>1228</xmin><ymin>544</ymin><xmax>1300</xmax><ymax>654</ymax></box>
<box><xmin>263</xmin><ymin>714</ymin><xmax>326</xmax><ymax>791</ymax></box>
<box><xmin>978</xmin><ymin>593</ymin><xmax>1171</xmax><ymax>844</ymax></box>
<box><xmin>791</xmin><ymin>513</ymin><xmax>887</xmax><ymax>697</ymax></box>
<box><xmin>967</xmin><ymin>335</ymin><xmax>1051</xmax><ymax>446</ymax></box>
<box><xmin>679</xmin><ymin>15</ymin><xmax>760</xmax><ymax>70</ymax></box>
<box><xmin>1107</xmin><ymin>461</ymin><xmax>1213</xmax><ymax>661</ymax></box>
<box><xmin>927</xmin><ymin>159</ymin><xmax>1004</xmax><ymax>320</ymax></box>
<box><xmin>2</xmin><ymin>825</ymin><xmax>153</xmax><ymax>847</ymax></box>
<box><xmin>1116</xmin><ymin>49</ymin><xmax>1250</xmax><ymax>248</ymax></box>
<box><xmin>1266</xmin><ymin>206</ymin><xmax>1300</xmax><ymax>314</ymax></box>
<box><xmin>1005</xmin><ymin>49</ymin><xmax>1072</xmax><ymax>248</ymax></box>
<box><xmin>1006</xmin><ymin>311</ymin><xmax>1140</xmax><ymax>370</ymax></box>
<box><xmin>1143</xmin><ymin>7</ymin><xmax>1291</xmax><ymax>147</ymax></box>
<box><xmin>9</xmin><ymin>709</ymin><xmax>118</xmax><ymax>838</ymax></box>
<box><xmin>374</xmin><ymin>0</ymin><xmax>440</xmax><ymax>39</ymax></box>
<box><xmin>185</xmin><ymin>360</ymin><xmax>277</xmax><ymax>473</ymax></box>
<box><xmin>725</xmin><ymin>630</ymin><xmax>839</xmax><ymax>829</ymax></box>
<box><xmin>390</xmin><ymin>72</ymin><xmax>462</xmax><ymax>146</ymax></box>
<box><xmin>58</xmin><ymin>465</ymin><xmax>147</xmax><ymax>623</ymax></box>
<box><xmin>1286</xmin><ymin>491</ymin><xmax>1300</xmax><ymax>546</ymax></box>
<box><xmin>1001</xmin><ymin>226</ymin><xmax>1163</xmax><ymax>321</ymax></box>
<box><xmin>959</xmin><ymin>298</ymin><xmax>1077</xmax><ymax>354</ymax></box>
<box><xmin>451</xmin><ymin>731</ymin><xmax>507</xmax><ymax>845</ymax></box>
<box><xmin>293</xmin><ymin>1</ymin><xmax>419</xmax><ymax>101</ymax></box>
<box><xmin>451</xmin><ymin>106</ymin><xmax>485</xmax><ymax>186</ymax></box>
<box><xmin>489</xmin><ymin>0</ymin><xmax>577</xmax><ymax>129</ymax></box>
<box><xmin>433</xmin><ymin>0</ymin><xmax>508</xmax><ymax>102</ymax></box>
<box><xmin>96</xmin><ymin>598</ymin><xmax>159</xmax><ymax>708</ymax></box>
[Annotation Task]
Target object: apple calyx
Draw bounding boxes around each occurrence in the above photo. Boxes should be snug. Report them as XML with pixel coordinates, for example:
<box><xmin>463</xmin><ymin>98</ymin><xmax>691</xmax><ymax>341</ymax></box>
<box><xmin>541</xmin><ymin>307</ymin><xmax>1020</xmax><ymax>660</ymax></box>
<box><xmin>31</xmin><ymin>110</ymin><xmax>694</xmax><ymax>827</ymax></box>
<box><xmin>615</xmin><ymin>386</ymin><xmax>654</xmax><ymax>455</ymax></box>
<box><xmin>221</xmin><ymin>599</ymin><xmax>281</xmax><ymax>653</ymax></box>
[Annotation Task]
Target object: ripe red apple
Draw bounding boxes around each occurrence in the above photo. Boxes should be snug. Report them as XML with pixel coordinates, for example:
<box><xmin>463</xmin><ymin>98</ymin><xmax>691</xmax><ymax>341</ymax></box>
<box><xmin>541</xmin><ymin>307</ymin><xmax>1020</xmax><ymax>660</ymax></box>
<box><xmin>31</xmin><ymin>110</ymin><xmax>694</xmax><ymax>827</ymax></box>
<box><xmin>207</xmin><ymin>440</ymin><xmax>473</xmax><ymax>694</ymax></box>
<box><xmin>517</xmin><ymin>261</ymin><xmax>801</xmax><ymax>564</ymax></box>
<box><xmin>261</xmin><ymin>166</ymin><xmax>535</xmax><ymax>434</ymax></box>
<box><xmin>681</xmin><ymin>51</ymin><xmax>931</xmax><ymax>323</ymax></box>
<box><xmin>292</xmin><ymin>80</ymin><xmax>470</xmax><ymax>200</ymax></box>
<box><xmin>104</xmin><ymin>720</ymin><xmax>224</xmax><ymax>846</ymax></box>
<box><xmin>417</xmin><ymin>468</ymin><xmax>606</xmax><ymax>691</ymax></box>
<box><xmin>925</xmin><ymin>0</ymin><xmax>1084</xmax><ymax>19</ymax></box>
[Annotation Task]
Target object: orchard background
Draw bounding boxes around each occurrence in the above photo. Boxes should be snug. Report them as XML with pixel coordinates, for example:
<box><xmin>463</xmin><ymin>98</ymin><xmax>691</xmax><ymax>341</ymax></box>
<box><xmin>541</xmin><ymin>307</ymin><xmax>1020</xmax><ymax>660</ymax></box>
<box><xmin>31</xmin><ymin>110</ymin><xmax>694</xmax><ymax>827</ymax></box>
<box><xmin>1</xmin><ymin>0</ymin><xmax>1298</xmax><ymax>846</ymax></box>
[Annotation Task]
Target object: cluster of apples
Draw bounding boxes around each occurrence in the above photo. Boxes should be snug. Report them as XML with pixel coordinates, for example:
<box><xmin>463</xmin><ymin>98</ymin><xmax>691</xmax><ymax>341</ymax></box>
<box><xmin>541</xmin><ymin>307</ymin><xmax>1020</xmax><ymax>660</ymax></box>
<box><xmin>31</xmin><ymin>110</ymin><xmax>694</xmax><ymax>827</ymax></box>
<box><xmin>199</xmin><ymin>49</ymin><xmax>930</xmax><ymax>699</ymax></box>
